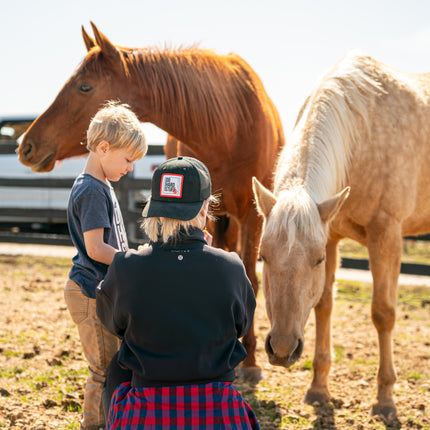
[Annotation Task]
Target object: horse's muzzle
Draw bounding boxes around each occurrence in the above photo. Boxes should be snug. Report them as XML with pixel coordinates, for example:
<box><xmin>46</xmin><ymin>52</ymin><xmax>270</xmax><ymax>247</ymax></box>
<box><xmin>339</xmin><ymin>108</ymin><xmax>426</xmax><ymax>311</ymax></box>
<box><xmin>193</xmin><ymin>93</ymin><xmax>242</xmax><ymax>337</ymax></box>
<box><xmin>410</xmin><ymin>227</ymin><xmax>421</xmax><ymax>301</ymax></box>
<box><xmin>18</xmin><ymin>139</ymin><xmax>56</xmax><ymax>172</ymax></box>
<box><xmin>265</xmin><ymin>334</ymin><xmax>304</xmax><ymax>367</ymax></box>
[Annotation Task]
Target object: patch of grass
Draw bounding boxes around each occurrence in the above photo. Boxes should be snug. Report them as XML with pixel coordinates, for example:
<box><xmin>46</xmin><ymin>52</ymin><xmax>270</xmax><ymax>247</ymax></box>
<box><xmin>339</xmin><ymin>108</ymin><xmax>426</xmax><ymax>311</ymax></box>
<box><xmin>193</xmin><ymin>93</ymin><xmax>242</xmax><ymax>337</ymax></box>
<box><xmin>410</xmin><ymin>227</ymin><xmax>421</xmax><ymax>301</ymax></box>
<box><xmin>339</xmin><ymin>238</ymin><xmax>369</xmax><ymax>260</ymax></box>
<box><xmin>2</xmin><ymin>350</ymin><xmax>21</xmax><ymax>357</ymax></box>
<box><xmin>63</xmin><ymin>421</ymin><xmax>80</xmax><ymax>430</ymax></box>
<box><xmin>335</xmin><ymin>280</ymin><xmax>372</xmax><ymax>303</ymax></box>
<box><xmin>397</xmin><ymin>286</ymin><xmax>430</xmax><ymax>308</ymax></box>
<box><xmin>0</xmin><ymin>255</ymin><xmax>70</xmax><ymax>279</ymax></box>
<box><xmin>301</xmin><ymin>358</ymin><xmax>313</xmax><ymax>370</ymax></box>
<box><xmin>403</xmin><ymin>371</ymin><xmax>426</xmax><ymax>381</ymax></box>
<box><xmin>333</xmin><ymin>344</ymin><xmax>345</xmax><ymax>362</ymax></box>
<box><xmin>340</xmin><ymin>237</ymin><xmax>430</xmax><ymax>265</ymax></box>
<box><xmin>0</xmin><ymin>365</ymin><xmax>24</xmax><ymax>378</ymax></box>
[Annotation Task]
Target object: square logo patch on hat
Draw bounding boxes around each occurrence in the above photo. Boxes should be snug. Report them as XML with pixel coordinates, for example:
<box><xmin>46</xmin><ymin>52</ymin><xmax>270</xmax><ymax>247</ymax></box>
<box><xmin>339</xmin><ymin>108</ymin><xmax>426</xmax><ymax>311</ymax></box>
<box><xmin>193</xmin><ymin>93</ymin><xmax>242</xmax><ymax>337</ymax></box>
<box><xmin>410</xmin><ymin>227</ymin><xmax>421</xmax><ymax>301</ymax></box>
<box><xmin>160</xmin><ymin>174</ymin><xmax>183</xmax><ymax>198</ymax></box>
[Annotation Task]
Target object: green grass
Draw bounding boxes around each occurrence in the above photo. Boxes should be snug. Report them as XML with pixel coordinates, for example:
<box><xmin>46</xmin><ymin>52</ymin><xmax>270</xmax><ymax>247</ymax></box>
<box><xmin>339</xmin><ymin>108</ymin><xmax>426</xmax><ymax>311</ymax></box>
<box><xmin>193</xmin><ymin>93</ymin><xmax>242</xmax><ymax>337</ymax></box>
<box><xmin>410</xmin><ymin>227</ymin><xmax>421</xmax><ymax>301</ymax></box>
<box><xmin>403</xmin><ymin>371</ymin><xmax>427</xmax><ymax>381</ymax></box>
<box><xmin>340</xmin><ymin>237</ymin><xmax>430</xmax><ymax>265</ymax></box>
<box><xmin>333</xmin><ymin>344</ymin><xmax>345</xmax><ymax>362</ymax></box>
<box><xmin>335</xmin><ymin>280</ymin><xmax>372</xmax><ymax>304</ymax></box>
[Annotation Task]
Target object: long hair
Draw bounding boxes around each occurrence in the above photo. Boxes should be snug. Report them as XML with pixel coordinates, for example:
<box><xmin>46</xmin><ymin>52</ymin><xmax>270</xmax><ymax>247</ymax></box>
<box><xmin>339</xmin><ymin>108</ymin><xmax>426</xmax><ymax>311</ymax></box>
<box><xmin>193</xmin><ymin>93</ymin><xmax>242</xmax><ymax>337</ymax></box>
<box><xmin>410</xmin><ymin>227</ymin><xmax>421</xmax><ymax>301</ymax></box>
<box><xmin>142</xmin><ymin>195</ymin><xmax>218</xmax><ymax>243</ymax></box>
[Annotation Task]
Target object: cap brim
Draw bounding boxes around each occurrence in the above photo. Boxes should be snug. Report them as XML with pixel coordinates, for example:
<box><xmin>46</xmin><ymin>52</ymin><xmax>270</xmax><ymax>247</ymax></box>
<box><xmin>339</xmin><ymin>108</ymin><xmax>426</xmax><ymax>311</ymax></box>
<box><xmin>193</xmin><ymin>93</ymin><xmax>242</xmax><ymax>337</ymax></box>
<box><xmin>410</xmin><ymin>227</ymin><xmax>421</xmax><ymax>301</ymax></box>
<box><xmin>142</xmin><ymin>198</ymin><xmax>205</xmax><ymax>221</ymax></box>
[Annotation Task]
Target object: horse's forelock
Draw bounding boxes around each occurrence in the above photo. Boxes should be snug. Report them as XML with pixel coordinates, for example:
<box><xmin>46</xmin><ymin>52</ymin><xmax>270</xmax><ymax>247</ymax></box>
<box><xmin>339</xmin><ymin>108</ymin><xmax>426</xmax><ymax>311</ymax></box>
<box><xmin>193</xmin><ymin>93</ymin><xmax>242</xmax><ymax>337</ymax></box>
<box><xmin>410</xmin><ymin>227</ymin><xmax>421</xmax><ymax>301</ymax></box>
<box><xmin>267</xmin><ymin>187</ymin><xmax>325</xmax><ymax>254</ymax></box>
<box><xmin>81</xmin><ymin>47</ymin><xmax>131</xmax><ymax>78</ymax></box>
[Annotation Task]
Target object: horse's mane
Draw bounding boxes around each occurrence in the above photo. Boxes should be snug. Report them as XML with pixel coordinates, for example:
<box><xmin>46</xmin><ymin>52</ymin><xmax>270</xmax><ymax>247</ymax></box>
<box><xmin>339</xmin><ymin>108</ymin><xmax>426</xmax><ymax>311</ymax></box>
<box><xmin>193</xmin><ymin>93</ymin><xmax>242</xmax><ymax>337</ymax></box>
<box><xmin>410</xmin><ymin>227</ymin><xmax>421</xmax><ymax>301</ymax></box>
<box><xmin>277</xmin><ymin>51</ymin><xmax>385</xmax><ymax>200</ymax></box>
<box><xmin>117</xmin><ymin>46</ymin><xmax>263</xmax><ymax>145</ymax></box>
<box><xmin>272</xmin><ymin>51</ymin><xmax>385</xmax><ymax>246</ymax></box>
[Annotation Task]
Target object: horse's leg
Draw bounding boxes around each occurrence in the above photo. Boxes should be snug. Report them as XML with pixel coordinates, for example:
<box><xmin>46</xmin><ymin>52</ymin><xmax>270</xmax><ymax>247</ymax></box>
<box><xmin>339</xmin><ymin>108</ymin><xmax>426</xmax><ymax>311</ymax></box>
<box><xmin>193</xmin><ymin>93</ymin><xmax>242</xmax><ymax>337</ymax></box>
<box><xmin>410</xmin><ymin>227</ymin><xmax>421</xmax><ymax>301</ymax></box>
<box><xmin>209</xmin><ymin>216</ymin><xmax>239</xmax><ymax>252</ymax></box>
<box><xmin>366</xmin><ymin>216</ymin><xmax>401</xmax><ymax>419</ymax></box>
<box><xmin>164</xmin><ymin>135</ymin><xmax>179</xmax><ymax>158</ymax></box>
<box><xmin>236</xmin><ymin>206</ymin><xmax>262</xmax><ymax>382</ymax></box>
<box><xmin>304</xmin><ymin>237</ymin><xmax>339</xmax><ymax>405</ymax></box>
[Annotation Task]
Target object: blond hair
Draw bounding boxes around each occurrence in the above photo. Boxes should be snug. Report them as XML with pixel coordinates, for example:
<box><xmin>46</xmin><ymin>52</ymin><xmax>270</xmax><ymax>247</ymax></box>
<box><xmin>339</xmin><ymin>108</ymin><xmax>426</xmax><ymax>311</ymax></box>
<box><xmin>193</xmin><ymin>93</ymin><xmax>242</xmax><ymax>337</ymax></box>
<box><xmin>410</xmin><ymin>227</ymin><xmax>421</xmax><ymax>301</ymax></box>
<box><xmin>86</xmin><ymin>101</ymin><xmax>147</xmax><ymax>159</ymax></box>
<box><xmin>142</xmin><ymin>195</ymin><xmax>218</xmax><ymax>243</ymax></box>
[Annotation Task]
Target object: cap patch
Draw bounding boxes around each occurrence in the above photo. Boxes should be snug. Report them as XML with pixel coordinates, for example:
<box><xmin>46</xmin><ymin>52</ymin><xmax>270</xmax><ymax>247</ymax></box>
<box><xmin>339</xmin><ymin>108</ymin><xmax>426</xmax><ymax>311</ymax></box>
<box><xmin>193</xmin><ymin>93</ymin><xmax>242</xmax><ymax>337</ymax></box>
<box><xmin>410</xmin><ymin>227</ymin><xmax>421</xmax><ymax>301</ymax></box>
<box><xmin>160</xmin><ymin>174</ymin><xmax>183</xmax><ymax>198</ymax></box>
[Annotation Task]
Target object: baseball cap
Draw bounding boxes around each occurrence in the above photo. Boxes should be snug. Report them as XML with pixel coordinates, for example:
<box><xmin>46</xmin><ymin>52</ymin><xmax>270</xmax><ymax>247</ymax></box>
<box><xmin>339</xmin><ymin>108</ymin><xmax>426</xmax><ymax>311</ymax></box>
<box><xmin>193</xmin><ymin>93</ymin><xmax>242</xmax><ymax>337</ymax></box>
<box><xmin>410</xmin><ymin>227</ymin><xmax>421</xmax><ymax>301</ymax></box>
<box><xmin>142</xmin><ymin>156</ymin><xmax>211</xmax><ymax>221</ymax></box>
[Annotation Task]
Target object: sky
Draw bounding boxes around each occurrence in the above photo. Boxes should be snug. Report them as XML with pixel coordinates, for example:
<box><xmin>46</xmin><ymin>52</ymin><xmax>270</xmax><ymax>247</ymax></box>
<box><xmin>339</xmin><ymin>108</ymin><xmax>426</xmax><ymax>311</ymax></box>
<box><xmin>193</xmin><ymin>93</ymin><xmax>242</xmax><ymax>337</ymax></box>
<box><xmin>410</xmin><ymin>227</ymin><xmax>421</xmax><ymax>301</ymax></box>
<box><xmin>2</xmin><ymin>0</ymin><xmax>430</xmax><ymax>142</ymax></box>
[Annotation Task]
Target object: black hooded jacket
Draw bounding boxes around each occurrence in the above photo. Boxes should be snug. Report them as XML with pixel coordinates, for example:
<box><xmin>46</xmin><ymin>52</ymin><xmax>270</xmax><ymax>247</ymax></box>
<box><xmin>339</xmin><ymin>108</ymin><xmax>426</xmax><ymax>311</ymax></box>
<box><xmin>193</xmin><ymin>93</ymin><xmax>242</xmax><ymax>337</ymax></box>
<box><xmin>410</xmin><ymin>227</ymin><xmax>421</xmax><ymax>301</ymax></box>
<box><xmin>96</xmin><ymin>227</ymin><xmax>256</xmax><ymax>387</ymax></box>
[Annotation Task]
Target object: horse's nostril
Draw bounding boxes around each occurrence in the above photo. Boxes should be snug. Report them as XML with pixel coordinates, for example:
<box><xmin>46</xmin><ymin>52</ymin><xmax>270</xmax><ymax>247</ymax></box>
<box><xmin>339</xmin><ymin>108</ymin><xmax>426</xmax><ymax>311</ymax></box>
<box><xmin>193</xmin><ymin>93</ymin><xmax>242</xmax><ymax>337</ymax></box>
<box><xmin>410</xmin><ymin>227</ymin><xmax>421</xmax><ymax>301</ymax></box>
<box><xmin>18</xmin><ymin>142</ymin><xmax>33</xmax><ymax>159</ymax></box>
<box><xmin>265</xmin><ymin>335</ymin><xmax>274</xmax><ymax>356</ymax></box>
<box><xmin>289</xmin><ymin>338</ymin><xmax>304</xmax><ymax>363</ymax></box>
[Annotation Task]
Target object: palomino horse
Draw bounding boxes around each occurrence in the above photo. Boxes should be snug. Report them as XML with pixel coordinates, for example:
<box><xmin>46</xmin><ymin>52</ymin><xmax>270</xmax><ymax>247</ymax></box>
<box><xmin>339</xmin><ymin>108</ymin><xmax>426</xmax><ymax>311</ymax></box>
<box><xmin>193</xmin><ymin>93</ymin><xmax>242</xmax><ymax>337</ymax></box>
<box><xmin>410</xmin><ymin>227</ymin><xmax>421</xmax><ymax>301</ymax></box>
<box><xmin>18</xmin><ymin>22</ymin><xmax>284</xmax><ymax>378</ymax></box>
<box><xmin>253</xmin><ymin>50</ymin><xmax>430</xmax><ymax>418</ymax></box>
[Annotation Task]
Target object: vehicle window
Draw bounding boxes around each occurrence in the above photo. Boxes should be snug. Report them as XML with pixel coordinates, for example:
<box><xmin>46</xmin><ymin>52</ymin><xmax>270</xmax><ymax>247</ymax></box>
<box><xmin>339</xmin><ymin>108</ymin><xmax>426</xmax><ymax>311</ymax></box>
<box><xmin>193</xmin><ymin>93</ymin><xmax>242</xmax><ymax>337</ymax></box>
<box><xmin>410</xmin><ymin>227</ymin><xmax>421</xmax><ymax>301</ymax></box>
<box><xmin>0</xmin><ymin>119</ymin><xmax>35</xmax><ymax>141</ymax></box>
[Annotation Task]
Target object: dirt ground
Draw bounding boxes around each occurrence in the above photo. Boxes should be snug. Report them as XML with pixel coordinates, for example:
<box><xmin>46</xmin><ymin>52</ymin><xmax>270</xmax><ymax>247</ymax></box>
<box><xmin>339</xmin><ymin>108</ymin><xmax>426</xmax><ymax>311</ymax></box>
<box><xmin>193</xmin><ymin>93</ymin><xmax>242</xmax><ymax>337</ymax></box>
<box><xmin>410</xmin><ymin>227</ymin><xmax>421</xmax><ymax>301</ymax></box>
<box><xmin>0</xmin><ymin>254</ymin><xmax>429</xmax><ymax>429</ymax></box>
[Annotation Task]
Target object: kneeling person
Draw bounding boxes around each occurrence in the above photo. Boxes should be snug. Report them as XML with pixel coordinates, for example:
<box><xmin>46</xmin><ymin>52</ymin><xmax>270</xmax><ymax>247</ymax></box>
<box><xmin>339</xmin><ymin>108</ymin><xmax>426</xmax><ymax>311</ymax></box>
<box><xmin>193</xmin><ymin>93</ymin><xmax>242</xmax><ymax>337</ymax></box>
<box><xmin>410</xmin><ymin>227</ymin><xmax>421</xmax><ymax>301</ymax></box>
<box><xmin>96</xmin><ymin>156</ymin><xmax>260</xmax><ymax>429</ymax></box>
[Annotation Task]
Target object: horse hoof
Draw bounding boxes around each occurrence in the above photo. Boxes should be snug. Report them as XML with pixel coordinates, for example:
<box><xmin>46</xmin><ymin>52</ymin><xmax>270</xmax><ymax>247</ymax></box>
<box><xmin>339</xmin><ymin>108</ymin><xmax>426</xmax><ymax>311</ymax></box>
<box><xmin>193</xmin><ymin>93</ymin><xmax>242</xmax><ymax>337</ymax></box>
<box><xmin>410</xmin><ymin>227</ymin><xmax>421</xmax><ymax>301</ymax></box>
<box><xmin>371</xmin><ymin>403</ymin><xmax>398</xmax><ymax>421</ymax></box>
<box><xmin>303</xmin><ymin>390</ymin><xmax>330</xmax><ymax>406</ymax></box>
<box><xmin>236</xmin><ymin>366</ymin><xmax>263</xmax><ymax>383</ymax></box>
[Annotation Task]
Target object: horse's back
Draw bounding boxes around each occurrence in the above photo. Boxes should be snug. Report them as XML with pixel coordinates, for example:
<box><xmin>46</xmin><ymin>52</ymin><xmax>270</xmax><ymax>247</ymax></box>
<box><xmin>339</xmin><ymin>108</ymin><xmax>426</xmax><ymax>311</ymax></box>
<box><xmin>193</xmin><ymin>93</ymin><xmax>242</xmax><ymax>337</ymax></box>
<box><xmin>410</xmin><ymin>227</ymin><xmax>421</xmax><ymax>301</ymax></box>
<box><xmin>279</xmin><ymin>51</ymin><xmax>430</xmax><ymax>239</ymax></box>
<box><xmin>333</xmin><ymin>53</ymin><xmax>430</xmax><ymax>236</ymax></box>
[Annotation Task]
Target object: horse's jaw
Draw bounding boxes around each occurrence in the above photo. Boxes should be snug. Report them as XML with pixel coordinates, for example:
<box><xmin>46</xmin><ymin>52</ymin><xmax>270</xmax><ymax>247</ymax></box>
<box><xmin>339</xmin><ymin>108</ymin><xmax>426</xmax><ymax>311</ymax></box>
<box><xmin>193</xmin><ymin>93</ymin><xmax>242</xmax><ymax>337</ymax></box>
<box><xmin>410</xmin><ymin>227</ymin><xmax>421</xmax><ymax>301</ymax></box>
<box><xmin>30</xmin><ymin>152</ymin><xmax>57</xmax><ymax>172</ymax></box>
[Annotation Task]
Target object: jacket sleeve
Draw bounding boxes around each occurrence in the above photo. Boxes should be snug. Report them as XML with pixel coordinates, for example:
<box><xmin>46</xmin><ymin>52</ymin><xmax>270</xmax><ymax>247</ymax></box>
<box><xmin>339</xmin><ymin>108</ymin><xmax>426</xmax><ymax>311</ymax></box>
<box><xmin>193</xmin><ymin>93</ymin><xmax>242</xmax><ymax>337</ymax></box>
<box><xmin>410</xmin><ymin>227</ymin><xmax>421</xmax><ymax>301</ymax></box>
<box><xmin>96</xmin><ymin>255</ymin><xmax>126</xmax><ymax>338</ymax></box>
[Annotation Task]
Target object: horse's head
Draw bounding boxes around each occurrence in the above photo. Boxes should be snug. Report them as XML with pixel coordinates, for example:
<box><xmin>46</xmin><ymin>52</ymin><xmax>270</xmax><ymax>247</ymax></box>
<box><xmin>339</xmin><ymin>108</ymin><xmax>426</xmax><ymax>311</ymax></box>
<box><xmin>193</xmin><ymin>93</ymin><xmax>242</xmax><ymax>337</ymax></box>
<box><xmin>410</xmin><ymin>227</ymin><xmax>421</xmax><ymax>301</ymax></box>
<box><xmin>18</xmin><ymin>22</ymin><xmax>137</xmax><ymax>172</ymax></box>
<box><xmin>252</xmin><ymin>177</ymin><xmax>349</xmax><ymax>367</ymax></box>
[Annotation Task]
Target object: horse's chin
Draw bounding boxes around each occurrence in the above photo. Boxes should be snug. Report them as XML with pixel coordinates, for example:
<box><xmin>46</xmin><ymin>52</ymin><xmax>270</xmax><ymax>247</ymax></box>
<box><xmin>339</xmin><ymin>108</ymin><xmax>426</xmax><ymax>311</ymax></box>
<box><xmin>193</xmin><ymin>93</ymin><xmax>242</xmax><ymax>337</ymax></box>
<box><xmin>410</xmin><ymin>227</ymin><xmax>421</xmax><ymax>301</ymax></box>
<box><xmin>267</xmin><ymin>354</ymin><xmax>297</xmax><ymax>368</ymax></box>
<box><xmin>31</xmin><ymin>153</ymin><xmax>56</xmax><ymax>172</ymax></box>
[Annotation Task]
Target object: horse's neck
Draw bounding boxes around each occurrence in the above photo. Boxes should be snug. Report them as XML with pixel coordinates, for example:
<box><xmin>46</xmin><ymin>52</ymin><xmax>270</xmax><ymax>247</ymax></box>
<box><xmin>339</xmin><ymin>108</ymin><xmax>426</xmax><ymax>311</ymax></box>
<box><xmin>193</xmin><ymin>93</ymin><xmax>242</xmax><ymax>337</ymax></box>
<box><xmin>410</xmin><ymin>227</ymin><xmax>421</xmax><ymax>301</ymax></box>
<box><xmin>274</xmin><ymin>114</ymin><xmax>348</xmax><ymax>203</ymax></box>
<box><xmin>129</xmin><ymin>49</ymin><xmax>245</xmax><ymax>149</ymax></box>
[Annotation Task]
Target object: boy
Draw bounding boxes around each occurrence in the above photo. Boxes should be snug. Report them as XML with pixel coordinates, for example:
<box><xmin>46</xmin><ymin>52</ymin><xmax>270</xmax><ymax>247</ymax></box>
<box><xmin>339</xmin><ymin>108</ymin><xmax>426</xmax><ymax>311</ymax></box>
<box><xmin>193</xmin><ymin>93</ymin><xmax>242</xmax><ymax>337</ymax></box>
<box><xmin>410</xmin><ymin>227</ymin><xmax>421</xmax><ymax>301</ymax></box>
<box><xmin>64</xmin><ymin>101</ymin><xmax>147</xmax><ymax>430</ymax></box>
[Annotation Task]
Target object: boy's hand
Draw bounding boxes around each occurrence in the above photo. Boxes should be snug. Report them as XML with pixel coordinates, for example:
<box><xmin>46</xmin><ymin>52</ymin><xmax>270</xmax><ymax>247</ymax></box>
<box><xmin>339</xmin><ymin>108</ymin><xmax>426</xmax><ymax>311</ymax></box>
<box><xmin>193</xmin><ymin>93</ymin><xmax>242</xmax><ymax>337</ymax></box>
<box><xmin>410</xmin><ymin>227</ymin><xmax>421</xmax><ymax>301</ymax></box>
<box><xmin>203</xmin><ymin>229</ymin><xmax>213</xmax><ymax>246</ymax></box>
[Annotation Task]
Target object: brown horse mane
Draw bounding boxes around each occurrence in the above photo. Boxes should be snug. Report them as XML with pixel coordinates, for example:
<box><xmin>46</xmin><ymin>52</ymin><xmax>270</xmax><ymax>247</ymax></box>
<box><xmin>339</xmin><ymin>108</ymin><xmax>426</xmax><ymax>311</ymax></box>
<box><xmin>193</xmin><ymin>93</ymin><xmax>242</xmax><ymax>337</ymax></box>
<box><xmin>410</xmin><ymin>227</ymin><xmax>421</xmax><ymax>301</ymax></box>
<box><xmin>82</xmin><ymin>44</ymin><xmax>263</xmax><ymax>145</ymax></box>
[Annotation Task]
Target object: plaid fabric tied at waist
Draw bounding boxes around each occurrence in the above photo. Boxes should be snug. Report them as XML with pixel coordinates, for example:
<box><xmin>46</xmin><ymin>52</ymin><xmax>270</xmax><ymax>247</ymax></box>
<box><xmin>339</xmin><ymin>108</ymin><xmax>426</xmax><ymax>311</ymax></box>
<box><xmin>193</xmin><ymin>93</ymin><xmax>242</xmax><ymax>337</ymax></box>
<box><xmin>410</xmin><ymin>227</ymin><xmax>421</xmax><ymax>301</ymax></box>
<box><xmin>107</xmin><ymin>381</ymin><xmax>260</xmax><ymax>429</ymax></box>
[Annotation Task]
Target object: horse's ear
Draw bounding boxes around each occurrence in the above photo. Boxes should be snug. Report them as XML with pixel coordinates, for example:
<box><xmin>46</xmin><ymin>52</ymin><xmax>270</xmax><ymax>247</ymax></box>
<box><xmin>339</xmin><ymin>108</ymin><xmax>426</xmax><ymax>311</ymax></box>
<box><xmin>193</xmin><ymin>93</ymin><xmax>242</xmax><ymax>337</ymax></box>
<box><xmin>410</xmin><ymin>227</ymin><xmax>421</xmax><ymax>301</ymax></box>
<box><xmin>90</xmin><ymin>21</ymin><xmax>119</xmax><ymax>59</ymax></box>
<box><xmin>252</xmin><ymin>177</ymin><xmax>277</xmax><ymax>218</ymax></box>
<box><xmin>317</xmin><ymin>186</ymin><xmax>350</xmax><ymax>224</ymax></box>
<box><xmin>82</xmin><ymin>25</ymin><xmax>95</xmax><ymax>52</ymax></box>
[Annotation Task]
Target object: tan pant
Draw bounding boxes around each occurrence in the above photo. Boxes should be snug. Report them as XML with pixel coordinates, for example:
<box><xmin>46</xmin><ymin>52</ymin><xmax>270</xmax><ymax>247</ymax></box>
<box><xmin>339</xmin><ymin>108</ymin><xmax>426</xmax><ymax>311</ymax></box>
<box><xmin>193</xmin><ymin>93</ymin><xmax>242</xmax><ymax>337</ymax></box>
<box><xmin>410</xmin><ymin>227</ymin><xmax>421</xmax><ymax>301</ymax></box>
<box><xmin>64</xmin><ymin>279</ymin><xmax>120</xmax><ymax>429</ymax></box>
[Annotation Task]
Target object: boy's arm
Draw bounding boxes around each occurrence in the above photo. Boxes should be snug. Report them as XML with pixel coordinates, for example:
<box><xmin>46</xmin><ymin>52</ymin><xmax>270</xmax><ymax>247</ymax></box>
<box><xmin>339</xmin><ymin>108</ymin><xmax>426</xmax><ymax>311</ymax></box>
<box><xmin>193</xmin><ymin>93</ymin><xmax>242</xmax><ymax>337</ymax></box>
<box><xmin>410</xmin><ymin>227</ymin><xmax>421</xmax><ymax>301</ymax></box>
<box><xmin>84</xmin><ymin>228</ymin><xmax>118</xmax><ymax>265</ymax></box>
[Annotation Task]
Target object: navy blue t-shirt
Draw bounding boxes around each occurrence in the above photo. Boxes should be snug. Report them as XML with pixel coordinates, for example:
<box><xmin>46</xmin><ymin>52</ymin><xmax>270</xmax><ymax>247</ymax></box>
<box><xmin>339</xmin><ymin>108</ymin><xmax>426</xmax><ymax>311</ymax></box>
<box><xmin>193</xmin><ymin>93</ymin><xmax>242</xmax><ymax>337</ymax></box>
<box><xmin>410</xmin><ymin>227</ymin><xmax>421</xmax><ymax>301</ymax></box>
<box><xmin>67</xmin><ymin>173</ymin><xmax>128</xmax><ymax>298</ymax></box>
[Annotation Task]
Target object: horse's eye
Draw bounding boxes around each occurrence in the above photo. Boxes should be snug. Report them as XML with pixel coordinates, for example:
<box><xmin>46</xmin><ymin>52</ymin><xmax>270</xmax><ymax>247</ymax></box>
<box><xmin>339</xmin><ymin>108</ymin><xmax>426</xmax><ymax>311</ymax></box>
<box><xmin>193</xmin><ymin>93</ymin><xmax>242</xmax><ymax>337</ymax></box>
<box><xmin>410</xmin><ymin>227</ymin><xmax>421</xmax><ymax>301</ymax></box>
<box><xmin>259</xmin><ymin>253</ymin><xmax>267</xmax><ymax>263</ymax></box>
<box><xmin>78</xmin><ymin>82</ymin><xmax>93</xmax><ymax>93</ymax></box>
<box><xmin>315</xmin><ymin>255</ymin><xmax>326</xmax><ymax>266</ymax></box>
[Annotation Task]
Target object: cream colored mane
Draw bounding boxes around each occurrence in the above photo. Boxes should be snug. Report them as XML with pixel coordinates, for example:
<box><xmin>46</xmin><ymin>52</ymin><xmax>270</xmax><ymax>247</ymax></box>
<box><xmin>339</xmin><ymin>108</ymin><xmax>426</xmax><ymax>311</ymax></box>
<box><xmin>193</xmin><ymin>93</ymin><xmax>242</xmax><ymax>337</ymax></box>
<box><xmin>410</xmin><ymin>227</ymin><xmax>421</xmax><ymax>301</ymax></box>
<box><xmin>270</xmin><ymin>51</ymin><xmax>385</xmax><ymax>246</ymax></box>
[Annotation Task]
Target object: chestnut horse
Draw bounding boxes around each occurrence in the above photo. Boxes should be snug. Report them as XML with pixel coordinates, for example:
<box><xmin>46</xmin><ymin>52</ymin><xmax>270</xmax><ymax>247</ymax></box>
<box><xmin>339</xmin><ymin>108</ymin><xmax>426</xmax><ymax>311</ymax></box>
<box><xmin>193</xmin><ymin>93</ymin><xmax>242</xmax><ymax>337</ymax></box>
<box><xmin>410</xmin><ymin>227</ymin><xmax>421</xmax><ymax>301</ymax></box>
<box><xmin>253</xmin><ymin>50</ymin><xmax>430</xmax><ymax>418</ymax></box>
<box><xmin>18</xmin><ymin>22</ymin><xmax>284</xmax><ymax>378</ymax></box>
